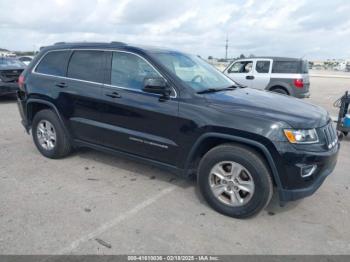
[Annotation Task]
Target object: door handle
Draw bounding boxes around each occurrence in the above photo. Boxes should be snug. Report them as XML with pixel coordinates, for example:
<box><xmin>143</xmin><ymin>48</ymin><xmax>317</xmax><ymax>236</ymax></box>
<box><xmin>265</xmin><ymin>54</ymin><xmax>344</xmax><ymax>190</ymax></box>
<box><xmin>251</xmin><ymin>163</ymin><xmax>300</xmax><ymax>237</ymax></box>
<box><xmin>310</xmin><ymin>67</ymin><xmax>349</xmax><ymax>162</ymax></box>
<box><xmin>55</xmin><ymin>82</ymin><xmax>68</xmax><ymax>88</ymax></box>
<box><xmin>105</xmin><ymin>92</ymin><xmax>121</xmax><ymax>98</ymax></box>
<box><xmin>246</xmin><ymin>75</ymin><xmax>255</xmax><ymax>80</ymax></box>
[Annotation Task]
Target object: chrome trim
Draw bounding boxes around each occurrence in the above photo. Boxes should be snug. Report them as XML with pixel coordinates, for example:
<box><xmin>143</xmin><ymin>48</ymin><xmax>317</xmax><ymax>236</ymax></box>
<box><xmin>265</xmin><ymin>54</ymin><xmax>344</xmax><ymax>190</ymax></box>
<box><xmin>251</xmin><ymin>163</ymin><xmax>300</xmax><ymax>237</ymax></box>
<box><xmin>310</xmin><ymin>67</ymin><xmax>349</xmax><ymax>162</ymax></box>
<box><xmin>32</xmin><ymin>71</ymin><xmax>104</xmax><ymax>86</ymax></box>
<box><xmin>300</xmin><ymin>164</ymin><xmax>317</xmax><ymax>178</ymax></box>
<box><xmin>32</xmin><ymin>48</ymin><xmax>178</xmax><ymax>98</ymax></box>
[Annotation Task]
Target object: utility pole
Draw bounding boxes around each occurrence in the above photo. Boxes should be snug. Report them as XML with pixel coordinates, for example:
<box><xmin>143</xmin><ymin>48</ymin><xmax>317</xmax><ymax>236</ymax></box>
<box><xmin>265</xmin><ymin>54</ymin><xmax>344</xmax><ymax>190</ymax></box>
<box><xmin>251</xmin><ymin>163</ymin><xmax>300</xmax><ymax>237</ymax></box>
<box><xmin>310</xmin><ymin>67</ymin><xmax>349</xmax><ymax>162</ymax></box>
<box><xmin>225</xmin><ymin>35</ymin><xmax>228</xmax><ymax>60</ymax></box>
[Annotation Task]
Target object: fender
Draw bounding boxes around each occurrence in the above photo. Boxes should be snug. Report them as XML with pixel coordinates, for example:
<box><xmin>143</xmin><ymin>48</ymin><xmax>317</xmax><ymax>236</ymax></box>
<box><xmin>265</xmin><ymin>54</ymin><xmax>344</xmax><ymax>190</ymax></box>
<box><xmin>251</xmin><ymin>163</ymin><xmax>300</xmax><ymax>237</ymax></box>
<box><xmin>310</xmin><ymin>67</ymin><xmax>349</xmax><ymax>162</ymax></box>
<box><xmin>184</xmin><ymin>132</ymin><xmax>282</xmax><ymax>189</ymax></box>
<box><xmin>26</xmin><ymin>98</ymin><xmax>72</xmax><ymax>141</ymax></box>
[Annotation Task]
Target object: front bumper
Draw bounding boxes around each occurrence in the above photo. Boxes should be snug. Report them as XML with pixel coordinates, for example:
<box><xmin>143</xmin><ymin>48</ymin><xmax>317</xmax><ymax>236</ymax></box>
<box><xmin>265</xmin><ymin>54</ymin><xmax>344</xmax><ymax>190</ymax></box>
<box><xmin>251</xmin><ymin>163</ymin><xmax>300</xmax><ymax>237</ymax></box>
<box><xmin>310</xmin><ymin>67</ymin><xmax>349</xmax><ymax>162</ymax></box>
<box><xmin>273</xmin><ymin>142</ymin><xmax>339</xmax><ymax>202</ymax></box>
<box><xmin>0</xmin><ymin>82</ymin><xmax>19</xmax><ymax>96</ymax></box>
<box><xmin>278</xmin><ymin>154</ymin><xmax>337</xmax><ymax>201</ymax></box>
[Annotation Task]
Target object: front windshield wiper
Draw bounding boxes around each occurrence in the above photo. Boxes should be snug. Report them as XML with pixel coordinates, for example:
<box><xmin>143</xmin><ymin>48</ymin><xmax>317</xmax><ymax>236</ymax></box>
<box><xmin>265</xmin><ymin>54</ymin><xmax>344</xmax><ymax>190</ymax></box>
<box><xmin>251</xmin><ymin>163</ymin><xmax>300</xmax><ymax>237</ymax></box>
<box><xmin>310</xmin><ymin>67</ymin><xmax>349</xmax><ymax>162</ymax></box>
<box><xmin>197</xmin><ymin>86</ymin><xmax>236</xmax><ymax>94</ymax></box>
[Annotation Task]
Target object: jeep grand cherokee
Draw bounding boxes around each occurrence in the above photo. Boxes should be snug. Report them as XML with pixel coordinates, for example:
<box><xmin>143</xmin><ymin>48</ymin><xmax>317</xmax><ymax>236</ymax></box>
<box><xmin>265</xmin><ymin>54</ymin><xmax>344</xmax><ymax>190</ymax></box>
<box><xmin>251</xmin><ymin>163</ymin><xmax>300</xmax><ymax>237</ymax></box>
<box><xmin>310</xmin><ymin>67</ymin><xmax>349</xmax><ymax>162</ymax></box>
<box><xmin>16</xmin><ymin>42</ymin><xmax>339</xmax><ymax>218</ymax></box>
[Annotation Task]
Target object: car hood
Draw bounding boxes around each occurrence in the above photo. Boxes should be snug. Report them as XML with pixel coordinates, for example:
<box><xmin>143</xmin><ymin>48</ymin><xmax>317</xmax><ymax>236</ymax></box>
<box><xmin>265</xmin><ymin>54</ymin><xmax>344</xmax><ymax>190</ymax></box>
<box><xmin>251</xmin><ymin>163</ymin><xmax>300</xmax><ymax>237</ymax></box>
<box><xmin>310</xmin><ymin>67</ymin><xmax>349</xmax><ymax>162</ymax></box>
<box><xmin>0</xmin><ymin>65</ymin><xmax>25</xmax><ymax>70</ymax></box>
<box><xmin>203</xmin><ymin>88</ymin><xmax>329</xmax><ymax>129</ymax></box>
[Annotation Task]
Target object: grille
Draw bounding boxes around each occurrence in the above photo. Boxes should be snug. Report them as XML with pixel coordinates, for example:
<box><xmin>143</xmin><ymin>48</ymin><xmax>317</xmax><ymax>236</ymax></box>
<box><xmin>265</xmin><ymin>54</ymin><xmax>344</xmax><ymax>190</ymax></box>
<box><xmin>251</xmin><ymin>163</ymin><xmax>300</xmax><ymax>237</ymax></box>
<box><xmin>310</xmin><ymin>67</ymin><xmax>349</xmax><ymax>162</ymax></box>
<box><xmin>0</xmin><ymin>69</ymin><xmax>23</xmax><ymax>82</ymax></box>
<box><xmin>323</xmin><ymin>122</ymin><xmax>338</xmax><ymax>149</ymax></box>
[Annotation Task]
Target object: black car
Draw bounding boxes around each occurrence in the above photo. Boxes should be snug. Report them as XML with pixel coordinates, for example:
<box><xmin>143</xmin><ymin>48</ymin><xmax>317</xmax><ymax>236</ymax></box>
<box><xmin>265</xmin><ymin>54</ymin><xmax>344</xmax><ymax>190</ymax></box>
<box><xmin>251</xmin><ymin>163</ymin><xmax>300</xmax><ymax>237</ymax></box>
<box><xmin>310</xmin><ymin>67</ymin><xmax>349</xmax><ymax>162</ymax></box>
<box><xmin>0</xmin><ymin>57</ymin><xmax>26</xmax><ymax>97</ymax></box>
<box><xmin>16</xmin><ymin>42</ymin><xmax>339</xmax><ymax>218</ymax></box>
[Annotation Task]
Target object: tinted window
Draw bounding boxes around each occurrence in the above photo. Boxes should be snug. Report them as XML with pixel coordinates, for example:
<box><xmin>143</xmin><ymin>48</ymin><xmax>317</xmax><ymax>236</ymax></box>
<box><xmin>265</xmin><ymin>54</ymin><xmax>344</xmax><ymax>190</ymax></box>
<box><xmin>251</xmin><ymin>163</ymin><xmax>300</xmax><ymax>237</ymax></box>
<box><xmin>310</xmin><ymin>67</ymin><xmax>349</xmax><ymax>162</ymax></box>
<box><xmin>256</xmin><ymin>61</ymin><xmax>270</xmax><ymax>73</ymax></box>
<box><xmin>272</xmin><ymin>61</ymin><xmax>299</xmax><ymax>73</ymax></box>
<box><xmin>301</xmin><ymin>60</ymin><xmax>309</xmax><ymax>73</ymax></box>
<box><xmin>228</xmin><ymin>61</ymin><xmax>253</xmax><ymax>73</ymax></box>
<box><xmin>36</xmin><ymin>51</ymin><xmax>70</xmax><ymax>76</ymax></box>
<box><xmin>111</xmin><ymin>52</ymin><xmax>160</xmax><ymax>90</ymax></box>
<box><xmin>67</xmin><ymin>51</ymin><xmax>104</xmax><ymax>83</ymax></box>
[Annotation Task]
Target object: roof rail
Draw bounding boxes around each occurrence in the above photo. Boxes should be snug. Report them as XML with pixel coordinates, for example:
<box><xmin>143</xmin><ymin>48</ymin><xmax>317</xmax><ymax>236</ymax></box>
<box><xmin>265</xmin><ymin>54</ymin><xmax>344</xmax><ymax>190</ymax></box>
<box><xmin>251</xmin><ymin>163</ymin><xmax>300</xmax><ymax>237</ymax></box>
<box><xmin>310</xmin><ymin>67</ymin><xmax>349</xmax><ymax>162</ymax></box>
<box><xmin>54</xmin><ymin>42</ymin><xmax>66</xmax><ymax>45</ymax></box>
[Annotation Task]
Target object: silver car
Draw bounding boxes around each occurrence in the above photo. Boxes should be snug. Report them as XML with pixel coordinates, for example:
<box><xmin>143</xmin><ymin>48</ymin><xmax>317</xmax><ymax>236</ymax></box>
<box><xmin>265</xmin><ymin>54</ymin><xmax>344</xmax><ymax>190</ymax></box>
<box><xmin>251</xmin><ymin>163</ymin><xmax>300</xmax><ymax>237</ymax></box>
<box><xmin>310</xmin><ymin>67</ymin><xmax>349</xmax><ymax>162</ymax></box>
<box><xmin>224</xmin><ymin>57</ymin><xmax>310</xmax><ymax>98</ymax></box>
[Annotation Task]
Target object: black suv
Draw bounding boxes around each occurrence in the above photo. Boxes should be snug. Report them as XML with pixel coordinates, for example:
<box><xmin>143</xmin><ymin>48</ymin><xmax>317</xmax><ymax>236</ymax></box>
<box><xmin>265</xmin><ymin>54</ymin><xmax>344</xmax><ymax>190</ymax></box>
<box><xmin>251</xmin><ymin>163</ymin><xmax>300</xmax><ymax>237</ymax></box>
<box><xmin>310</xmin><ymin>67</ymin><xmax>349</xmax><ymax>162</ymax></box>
<box><xmin>17</xmin><ymin>42</ymin><xmax>339</xmax><ymax>218</ymax></box>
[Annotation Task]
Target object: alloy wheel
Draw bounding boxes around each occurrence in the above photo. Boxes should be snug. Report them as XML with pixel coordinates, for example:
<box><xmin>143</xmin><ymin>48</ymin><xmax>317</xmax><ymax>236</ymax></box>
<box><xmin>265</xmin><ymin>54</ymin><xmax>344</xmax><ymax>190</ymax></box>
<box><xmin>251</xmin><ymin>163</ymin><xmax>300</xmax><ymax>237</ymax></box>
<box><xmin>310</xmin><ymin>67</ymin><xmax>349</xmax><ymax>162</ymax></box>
<box><xmin>209</xmin><ymin>161</ymin><xmax>255</xmax><ymax>207</ymax></box>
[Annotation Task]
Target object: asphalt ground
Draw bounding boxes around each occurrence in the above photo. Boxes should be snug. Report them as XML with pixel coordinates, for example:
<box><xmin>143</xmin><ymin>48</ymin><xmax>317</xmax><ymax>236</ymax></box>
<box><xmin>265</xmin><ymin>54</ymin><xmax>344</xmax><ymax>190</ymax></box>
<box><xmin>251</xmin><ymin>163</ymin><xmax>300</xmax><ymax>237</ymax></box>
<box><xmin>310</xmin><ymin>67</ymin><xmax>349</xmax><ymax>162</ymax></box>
<box><xmin>0</xmin><ymin>76</ymin><xmax>349</xmax><ymax>254</ymax></box>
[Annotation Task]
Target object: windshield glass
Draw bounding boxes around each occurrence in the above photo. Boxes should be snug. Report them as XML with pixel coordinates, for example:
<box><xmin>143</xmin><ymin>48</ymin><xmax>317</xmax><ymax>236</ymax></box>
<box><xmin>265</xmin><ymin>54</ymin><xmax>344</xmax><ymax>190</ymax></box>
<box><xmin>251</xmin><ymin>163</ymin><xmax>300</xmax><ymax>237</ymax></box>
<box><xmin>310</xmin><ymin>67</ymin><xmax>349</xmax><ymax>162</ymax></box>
<box><xmin>150</xmin><ymin>51</ymin><xmax>235</xmax><ymax>92</ymax></box>
<box><xmin>0</xmin><ymin>58</ymin><xmax>25</xmax><ymax>68</ymax></box>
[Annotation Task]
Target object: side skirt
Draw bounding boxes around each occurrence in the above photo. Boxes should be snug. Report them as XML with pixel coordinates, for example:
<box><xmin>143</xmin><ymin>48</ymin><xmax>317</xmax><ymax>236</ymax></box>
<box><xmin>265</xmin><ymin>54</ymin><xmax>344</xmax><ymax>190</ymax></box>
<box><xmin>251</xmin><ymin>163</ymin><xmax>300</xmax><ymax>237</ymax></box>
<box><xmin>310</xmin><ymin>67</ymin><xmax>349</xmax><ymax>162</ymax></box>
<box><xmin>74</xmin><ymin>139</ymin><xmax>186</xmax><ymax>177</ymax></box>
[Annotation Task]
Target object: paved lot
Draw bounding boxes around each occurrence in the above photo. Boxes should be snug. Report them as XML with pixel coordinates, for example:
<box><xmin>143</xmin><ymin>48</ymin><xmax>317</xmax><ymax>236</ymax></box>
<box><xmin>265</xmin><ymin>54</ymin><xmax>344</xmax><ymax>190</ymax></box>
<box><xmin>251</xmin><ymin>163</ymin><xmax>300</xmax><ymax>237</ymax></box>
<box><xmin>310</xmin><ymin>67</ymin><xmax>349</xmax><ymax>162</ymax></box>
<box><xmin>0</xmin><ymin>76</ymin><xmax>349</xmax><ymax>255</ymax></box>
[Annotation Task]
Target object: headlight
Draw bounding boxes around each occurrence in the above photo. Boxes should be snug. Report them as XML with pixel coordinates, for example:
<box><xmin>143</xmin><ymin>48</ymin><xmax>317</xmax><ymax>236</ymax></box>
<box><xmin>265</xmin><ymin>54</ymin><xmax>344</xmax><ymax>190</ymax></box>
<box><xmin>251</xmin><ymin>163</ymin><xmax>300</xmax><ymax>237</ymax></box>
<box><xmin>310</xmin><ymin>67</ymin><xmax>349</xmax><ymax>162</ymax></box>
<box><xmin>284</xmin><ymin>129</ymin><xmax>319</xmax><ymax>144</ymax></box>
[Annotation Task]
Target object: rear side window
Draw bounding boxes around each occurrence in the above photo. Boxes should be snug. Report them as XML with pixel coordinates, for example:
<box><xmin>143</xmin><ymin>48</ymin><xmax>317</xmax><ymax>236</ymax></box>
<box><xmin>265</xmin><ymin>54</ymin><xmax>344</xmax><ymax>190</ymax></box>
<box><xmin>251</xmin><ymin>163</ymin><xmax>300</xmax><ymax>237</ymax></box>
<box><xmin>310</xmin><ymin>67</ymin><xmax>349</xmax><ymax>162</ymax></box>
<box><xmin>255</xmin><ymin>61</ymin><xmax>270</xmax><ymax>73</ymax></box>
<box><xmin>272</xmin><ymin>61</ymin><xmax>299</xmax><ymax>73</ymax></box>
<box><xmin>67</xmin><ymin>51</ymin><xmax>104</xmax><ymax>83</ymax></box>
<box><xmin>301</xmin><ymin>60</ymin><xmax>309</xmax><ymax>73</ymax></box>
<box><xmin>35</xmin><ymin>51</ymin><xmax>71</xmax><ymax>76</ymax></box>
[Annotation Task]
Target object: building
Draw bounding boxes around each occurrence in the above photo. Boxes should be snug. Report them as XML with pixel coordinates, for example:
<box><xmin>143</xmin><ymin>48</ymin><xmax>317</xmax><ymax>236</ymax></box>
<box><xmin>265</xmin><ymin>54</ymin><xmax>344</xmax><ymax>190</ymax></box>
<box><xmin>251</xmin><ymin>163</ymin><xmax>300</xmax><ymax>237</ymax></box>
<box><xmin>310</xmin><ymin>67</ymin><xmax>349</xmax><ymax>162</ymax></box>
<box><xmin>0</xmin><ymin>48</ymin><xmax>16</xmax><ymax>57</ymax></box>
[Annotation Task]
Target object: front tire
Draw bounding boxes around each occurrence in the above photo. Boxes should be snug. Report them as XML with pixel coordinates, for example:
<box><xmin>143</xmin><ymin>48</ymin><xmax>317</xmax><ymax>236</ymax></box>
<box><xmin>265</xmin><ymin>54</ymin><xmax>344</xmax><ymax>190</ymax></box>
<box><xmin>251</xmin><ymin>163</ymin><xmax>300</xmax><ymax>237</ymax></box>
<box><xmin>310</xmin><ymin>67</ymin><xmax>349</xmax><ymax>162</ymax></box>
<box><xmin>198</xmin><ymin>144</ymin><xmax>273</xmax><ymax>218</ymax></box>
<box><xmin>32</xmin><ymin>109</ymin><xmax>72</xmax><ymax>159</ymax></box>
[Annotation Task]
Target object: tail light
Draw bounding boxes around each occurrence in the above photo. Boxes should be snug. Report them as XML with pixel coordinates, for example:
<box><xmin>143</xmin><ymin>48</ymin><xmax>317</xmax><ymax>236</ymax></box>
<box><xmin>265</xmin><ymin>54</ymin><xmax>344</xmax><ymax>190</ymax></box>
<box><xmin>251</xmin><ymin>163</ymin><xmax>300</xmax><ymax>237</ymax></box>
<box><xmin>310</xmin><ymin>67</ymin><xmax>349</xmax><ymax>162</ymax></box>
<box><xmin>294</xmin><ymin>78</ymin><xmax>304</xmax><ymax>88</ymax></box>
<box><xmin>18</xmin><ymin>74</ymin><xmax>25</xmax><ymax>91</ymax></box>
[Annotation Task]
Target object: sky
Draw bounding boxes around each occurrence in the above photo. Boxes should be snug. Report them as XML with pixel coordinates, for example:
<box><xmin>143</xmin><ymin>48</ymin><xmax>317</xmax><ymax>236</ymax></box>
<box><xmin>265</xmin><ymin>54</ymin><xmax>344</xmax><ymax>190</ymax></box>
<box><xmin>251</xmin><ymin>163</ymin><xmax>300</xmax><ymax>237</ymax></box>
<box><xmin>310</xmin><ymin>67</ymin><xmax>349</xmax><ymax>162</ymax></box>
<box><xmin>1</xmin><ymin>0</ymin><xmax>350</xmax><ymax>60</ymax></box>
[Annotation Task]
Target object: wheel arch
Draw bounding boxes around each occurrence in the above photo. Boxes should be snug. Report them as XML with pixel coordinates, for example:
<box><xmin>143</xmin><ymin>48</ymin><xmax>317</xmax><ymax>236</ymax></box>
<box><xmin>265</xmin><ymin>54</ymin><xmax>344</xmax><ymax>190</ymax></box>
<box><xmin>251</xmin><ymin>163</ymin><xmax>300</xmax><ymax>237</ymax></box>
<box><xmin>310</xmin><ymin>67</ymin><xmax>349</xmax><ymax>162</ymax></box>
<box><xmin>267</xmin><ymin>81</ymin><xmax>292</xmax><ymax>95</ymax></box>
<box><xmin>26</xmin><ymin>99</ymin><xmax>72</xmax><ymax>141</ymax></box>
<box><xmin>184</xmin><ymin>133</ymin><xmax>282</xmax><ymax>189</ymax></box>
<box><xmin>268</xmin><ymin>85</ymin><xmax>290</xmax><ymax>95</ymax></box>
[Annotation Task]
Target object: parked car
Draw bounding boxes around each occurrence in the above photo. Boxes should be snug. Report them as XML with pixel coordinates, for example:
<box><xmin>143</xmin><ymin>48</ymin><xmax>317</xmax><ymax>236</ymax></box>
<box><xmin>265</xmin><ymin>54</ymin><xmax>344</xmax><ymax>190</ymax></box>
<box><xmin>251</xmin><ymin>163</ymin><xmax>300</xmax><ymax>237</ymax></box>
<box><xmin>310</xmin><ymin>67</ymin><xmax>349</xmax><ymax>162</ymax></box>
<box><xmin>0</xmin><ymin>57</ymin><xmax>26</xmax><ymax>97</ymax></box>
<box><xmin>18</xmin><ymin>56</ymin><xmax>34</xmax><ymax>66</ymax></box>
<box><xmin>17</xmin><ymin>42</ymin><xmax>339</xmax><ymax>218</ymax></box>
<box><xmin>223</xmin><ymin>57</ymin><xmax>310</xmax><ymax>98</ymax></box>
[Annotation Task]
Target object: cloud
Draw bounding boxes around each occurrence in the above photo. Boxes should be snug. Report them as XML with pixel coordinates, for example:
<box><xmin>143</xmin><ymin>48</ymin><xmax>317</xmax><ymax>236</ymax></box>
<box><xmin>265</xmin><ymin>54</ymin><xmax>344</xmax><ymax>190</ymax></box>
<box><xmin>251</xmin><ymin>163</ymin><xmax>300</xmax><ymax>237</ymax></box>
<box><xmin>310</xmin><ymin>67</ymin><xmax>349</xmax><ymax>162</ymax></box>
<box><xmin>0</xmin><ymin>0</ymin><xmax>349</xmax><ymax>59</ymax></box>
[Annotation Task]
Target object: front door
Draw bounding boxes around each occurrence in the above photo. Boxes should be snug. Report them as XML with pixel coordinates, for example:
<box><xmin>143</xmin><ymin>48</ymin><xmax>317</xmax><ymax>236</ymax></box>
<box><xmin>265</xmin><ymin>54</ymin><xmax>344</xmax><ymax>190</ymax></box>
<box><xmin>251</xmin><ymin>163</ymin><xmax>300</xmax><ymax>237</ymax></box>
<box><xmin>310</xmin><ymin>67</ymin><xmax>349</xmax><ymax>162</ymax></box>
<box><xmin>225</xmin><ymin>59</ymin><xmax>254</xmax><ymax>88</ymax></box>
<box><xmin>100</xmin><ymin>51</ymin><xmax>180</xmax><ymax>165</ymax></box>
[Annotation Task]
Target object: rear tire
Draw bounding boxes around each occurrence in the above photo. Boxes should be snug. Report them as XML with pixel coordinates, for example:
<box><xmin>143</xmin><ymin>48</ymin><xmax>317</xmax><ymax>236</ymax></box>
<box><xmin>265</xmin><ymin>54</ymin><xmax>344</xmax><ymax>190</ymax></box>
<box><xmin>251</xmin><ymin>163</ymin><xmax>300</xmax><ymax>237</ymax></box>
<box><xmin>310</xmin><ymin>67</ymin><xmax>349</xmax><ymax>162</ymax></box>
<box><xmin>270</xmin><ymin>87</ymin><xmax>288</xmax><ymax>95</ymax></box>
<box><xmin>32</xmin><ymin>109</ymin><xmax>71</xmax><ymax>159</ymax></box>
<box><xmin>198</xmin><ymin>143</ymin><xmax>273</xmax><ymax>219</ymax></box>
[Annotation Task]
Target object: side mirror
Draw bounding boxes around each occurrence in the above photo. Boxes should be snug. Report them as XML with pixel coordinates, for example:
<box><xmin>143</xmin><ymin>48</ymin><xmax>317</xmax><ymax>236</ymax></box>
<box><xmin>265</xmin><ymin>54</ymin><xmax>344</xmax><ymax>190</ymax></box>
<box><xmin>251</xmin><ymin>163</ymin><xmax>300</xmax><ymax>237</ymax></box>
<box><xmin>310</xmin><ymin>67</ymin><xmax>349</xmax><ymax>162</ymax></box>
<box><xmin>143</xmin><ymin>77</ymin><xmax>171</xmax><ymax>96</ymax></box>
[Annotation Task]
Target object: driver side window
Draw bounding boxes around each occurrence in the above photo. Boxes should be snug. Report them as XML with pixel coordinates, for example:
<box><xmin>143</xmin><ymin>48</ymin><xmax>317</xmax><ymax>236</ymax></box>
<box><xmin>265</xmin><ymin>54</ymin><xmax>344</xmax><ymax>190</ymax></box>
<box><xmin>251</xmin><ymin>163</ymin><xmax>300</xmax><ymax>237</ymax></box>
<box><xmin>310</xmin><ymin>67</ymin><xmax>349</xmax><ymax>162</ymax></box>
<box><xmin>228</xmin><ymin>61</ymin><xmax>253</xmax><ymax>73</ymax></box>
<box><xmin>111</xmin><ymin>52</ymin><xmax>160</xmax><ymax>90</ymax></box>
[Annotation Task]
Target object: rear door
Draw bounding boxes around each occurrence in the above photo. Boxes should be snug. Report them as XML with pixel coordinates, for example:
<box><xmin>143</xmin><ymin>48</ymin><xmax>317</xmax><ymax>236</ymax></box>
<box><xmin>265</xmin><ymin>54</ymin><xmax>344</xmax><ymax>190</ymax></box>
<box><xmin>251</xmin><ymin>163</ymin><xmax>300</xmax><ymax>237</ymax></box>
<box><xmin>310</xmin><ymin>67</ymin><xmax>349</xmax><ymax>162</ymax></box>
<box><xmin>99</xmin><ymin>51</ymin><xmax>180</xmax><ymax>165</ymax></box>
<box><xmin>252</xmin><ymin>59</ymin><xmax>272</xmax><ymax>89</ymax></box>
<box><xmin>224</xmin><ymin>59</ymin><xmax>254</xmax><ymax>88</ymax></box>
<box><xmin>58</xmin><ymin>50</ymin><xmax>108</xmax><ymax>145</ymax></box>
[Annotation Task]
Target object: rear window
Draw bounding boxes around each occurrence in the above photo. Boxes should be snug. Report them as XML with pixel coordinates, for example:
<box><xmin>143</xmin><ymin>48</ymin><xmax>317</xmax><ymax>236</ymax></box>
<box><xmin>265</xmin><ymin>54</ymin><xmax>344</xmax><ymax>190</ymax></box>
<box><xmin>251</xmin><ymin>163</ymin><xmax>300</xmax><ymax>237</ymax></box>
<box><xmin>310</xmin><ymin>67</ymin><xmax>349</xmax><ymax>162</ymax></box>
<box><xmin>67</xmin><ymin>50</ymin><xmax>104</xmax><ymax>83</ymax></box>
<box><xmin>272</xmin><ymin>61</ymin><xmax>300</xmax><ymax>74</ymax></box>
<box><xmin>35</xmin><ymin>51</ymin><xmax>71</xmax><ymax>76</ymax></box>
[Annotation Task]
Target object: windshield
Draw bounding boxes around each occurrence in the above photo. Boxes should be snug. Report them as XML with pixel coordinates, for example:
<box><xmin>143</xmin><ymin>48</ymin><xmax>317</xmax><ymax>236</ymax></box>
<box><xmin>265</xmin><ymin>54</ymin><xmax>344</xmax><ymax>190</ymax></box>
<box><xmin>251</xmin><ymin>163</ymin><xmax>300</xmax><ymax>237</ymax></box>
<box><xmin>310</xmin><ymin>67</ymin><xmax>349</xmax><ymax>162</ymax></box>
<box><xmin>0</xmin><ymin>58</ymin><xmax>25</xmax><ymax>68</ymax></box>
<box><xmin>150</xmin><ymin>51</ymin><xmax>235</xmax><ymax>92</ymax></box>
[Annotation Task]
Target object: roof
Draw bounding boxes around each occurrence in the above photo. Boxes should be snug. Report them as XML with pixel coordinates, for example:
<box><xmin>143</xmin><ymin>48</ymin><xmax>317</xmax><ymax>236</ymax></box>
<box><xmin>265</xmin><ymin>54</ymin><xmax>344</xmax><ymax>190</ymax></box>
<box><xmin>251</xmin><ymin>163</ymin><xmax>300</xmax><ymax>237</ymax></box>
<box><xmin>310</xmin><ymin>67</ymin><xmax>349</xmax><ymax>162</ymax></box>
<box><xmin>41</xmin><ymin>41</ymin><xmax>181</xmax><ymax>54</ymax></box>
<box><xmin>242</xmin><ymin>56</ymin><xmax>304</xmax><ymax>61</ymax></box>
